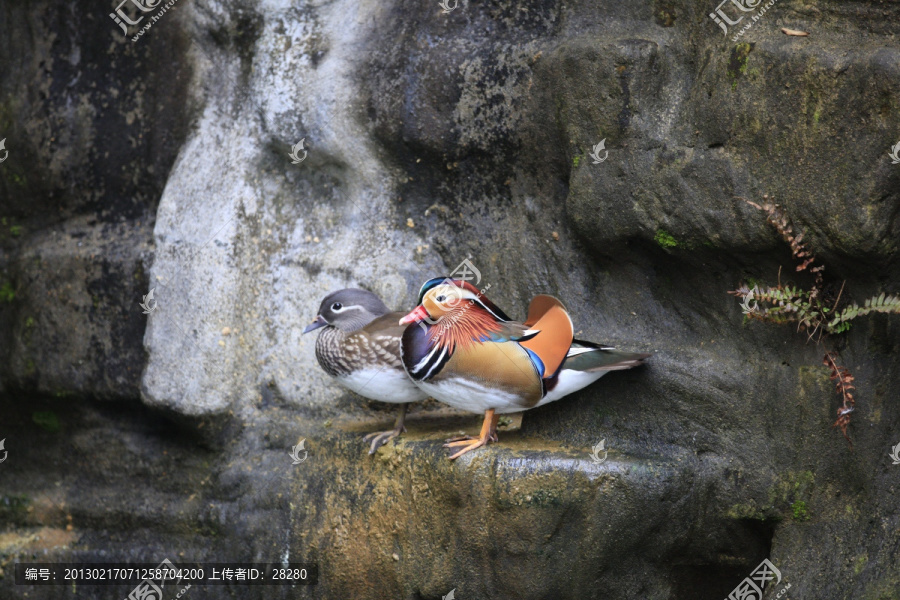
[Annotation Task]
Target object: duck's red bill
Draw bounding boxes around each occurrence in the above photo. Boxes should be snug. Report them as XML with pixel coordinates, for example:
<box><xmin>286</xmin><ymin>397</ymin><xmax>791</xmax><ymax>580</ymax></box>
<box><xmin>399</xmin><ymin>305</ymin><xmax>429</xmax><ymax>326</ymax></box>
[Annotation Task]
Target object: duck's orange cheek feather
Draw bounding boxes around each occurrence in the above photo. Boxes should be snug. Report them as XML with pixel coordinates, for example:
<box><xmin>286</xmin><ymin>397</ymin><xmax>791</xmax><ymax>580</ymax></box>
<box><xmin>424</xmin><ymin>295</ymin><xmax>454</xmax><ymax>318</ymax></box>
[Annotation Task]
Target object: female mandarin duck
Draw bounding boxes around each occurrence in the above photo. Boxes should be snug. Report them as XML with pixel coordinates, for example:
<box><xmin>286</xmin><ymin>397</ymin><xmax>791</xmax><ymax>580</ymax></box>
<box><xmin>303</xmin><ymin>289</ymin><xmax>428</xmax><ymax>453</ymax></box>
<box><xmin>399</xmin><ymin>278</ymin><xmax>650</xmax><ymax>459</ymax></box>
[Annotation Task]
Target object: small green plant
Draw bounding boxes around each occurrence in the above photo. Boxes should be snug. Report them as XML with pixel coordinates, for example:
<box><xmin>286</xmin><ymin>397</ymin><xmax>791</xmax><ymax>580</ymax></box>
<box><xmin>0</xmin><ymin>281</ymin><xmax>14</xmax><ymax>302</ymax></box>
<box><xmin>654</xmin><ymin>229</ymin><xmax>680</xmax><ymax>249</ymax></box>
<box><xmin>32</xmin><ymin>411</ymin><xmax>60</xmax><ymax>433</ymax></box>
<box><xmin>791</xmin><ymin>500</ymin><xmax>810</xmax><ymax>521</ymax></box>
<box><xmin>728</xmin><ymin>42</ymin><xmax>753</xmax><ymax>90</ymax></box>
<box><xmin>730</xmin><ymin>197</ymin><xmax>900</xmax><ymax>446</ymax></box>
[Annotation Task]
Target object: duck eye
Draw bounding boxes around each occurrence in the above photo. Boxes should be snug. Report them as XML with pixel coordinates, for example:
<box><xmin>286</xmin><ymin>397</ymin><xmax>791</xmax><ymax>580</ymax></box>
<box><xmin>436</xmin><ymin>295</ymin><xmax>446</xmax><ymax>303</ymax></box>
<box><xmin>331</xmin><ymin>302</ymin><xmax>343</xmax><ymax>311</ymax></box>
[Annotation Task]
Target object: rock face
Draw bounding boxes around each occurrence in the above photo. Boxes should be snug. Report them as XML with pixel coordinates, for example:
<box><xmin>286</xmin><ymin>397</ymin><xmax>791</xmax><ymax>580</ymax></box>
<box><xmin>2</xmin><ymin>0</ymin><xmax>900</xmax><ymax>598</ymax></box>
<box><xmin>0</xmin><ymin>0</ymin><xmax>193</xmax><ymax>399</ymax></box>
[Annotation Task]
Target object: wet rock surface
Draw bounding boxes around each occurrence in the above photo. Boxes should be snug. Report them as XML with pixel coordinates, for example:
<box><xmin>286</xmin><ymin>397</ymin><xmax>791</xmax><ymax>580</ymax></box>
<box><xmin>2</xmin><ymin>0</ymin><xmax>900</xmax><ymax>598</ymax></box>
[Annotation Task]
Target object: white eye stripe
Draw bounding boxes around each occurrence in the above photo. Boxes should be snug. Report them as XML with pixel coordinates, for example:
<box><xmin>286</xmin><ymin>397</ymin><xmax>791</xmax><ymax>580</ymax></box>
<box><xmin>432</xmin><ymin>287</ymin><xmax>477</xmax><ymax>304</ymax></box>
<box><xmin>330</xmin><ymin>304</ymin><xmax>364</xmax><ymax>314</ymax></box>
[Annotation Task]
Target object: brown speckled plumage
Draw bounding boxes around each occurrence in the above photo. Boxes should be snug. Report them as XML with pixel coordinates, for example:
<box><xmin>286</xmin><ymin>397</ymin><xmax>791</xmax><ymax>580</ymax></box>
<box><xmin>314</xmin><ymin>312</ymin><xmax>407</xmax><ymax>377</ymax></box>
<box><xmin>304</xmin><ymin>288</ymin><xmax>427</xmax><ymax>453</ymax></box>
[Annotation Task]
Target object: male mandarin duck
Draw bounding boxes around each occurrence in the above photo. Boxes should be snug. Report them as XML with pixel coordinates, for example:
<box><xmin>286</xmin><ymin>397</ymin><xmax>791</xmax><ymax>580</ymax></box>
<box><xmin>303</xmin><ymin>289</ymin><xmax>428</xmax><ymax>453</ymax></box>
<box><xmin>399</xmin><ymin>278</ymin><xmax>650</xmax><ymax>459</ymax></box>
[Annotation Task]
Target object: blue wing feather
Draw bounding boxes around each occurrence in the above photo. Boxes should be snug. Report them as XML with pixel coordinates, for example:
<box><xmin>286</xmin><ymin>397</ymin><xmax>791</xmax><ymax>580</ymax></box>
<box><xmin>522</xmin><ymin>347</ymin><xmax>546</xmax><ymax>378</ymax></box>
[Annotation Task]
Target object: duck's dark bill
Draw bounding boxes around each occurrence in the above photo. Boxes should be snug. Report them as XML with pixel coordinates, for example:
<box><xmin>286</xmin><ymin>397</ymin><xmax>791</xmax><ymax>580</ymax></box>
<box><xmin>302</xmin><ymin>315</ymin><xmax>328</xmax><ymax>334</ymax></box>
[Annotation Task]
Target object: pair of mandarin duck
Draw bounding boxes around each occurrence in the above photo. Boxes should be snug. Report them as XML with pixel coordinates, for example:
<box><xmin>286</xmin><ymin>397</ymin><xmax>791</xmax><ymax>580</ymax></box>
<box><xmin>303</xmin><ymin>278</ymin><xmax>650</xmax><ymax>460</ymax></box>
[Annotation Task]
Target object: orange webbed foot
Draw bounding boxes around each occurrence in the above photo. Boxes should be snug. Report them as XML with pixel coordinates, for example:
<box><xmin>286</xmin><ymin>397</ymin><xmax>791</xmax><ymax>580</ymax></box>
<box><xmin>446</xmin><ymin>436</ymin><xmax>490</xmax><ymax>459</ymax></box>
<box><xmin>444</xmin><ymin>409</ymin><xmax>499</xmax><ymax>460</ymax></box>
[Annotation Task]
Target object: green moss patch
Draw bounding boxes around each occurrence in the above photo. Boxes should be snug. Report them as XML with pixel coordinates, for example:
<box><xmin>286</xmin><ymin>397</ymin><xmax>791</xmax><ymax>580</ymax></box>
<box><xmin>654</xmin><ymin>229</ymin><xmax>680</xmax><ymax>249</ymax></box>
<box><xmin>33</xmin><ymin>411</ymin><xmax>61</xmax><ymax>433</ymax></box>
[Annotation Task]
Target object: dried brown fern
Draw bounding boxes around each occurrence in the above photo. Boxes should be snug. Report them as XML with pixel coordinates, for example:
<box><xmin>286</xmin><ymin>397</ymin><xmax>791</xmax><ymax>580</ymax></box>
<box><xmin>824</xmin><ymin>351</ymin><xmax>855</xmax><ymax>446</ymax></box>
<box><xmin>744</xmin><ymin>198</ymin><xmax>825</xmax><ymax>298</ymax></box>
<box><xmin>731</xmin><ymin>196</ymin><xmax>900</xmax><ymax>447</ymax></box>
